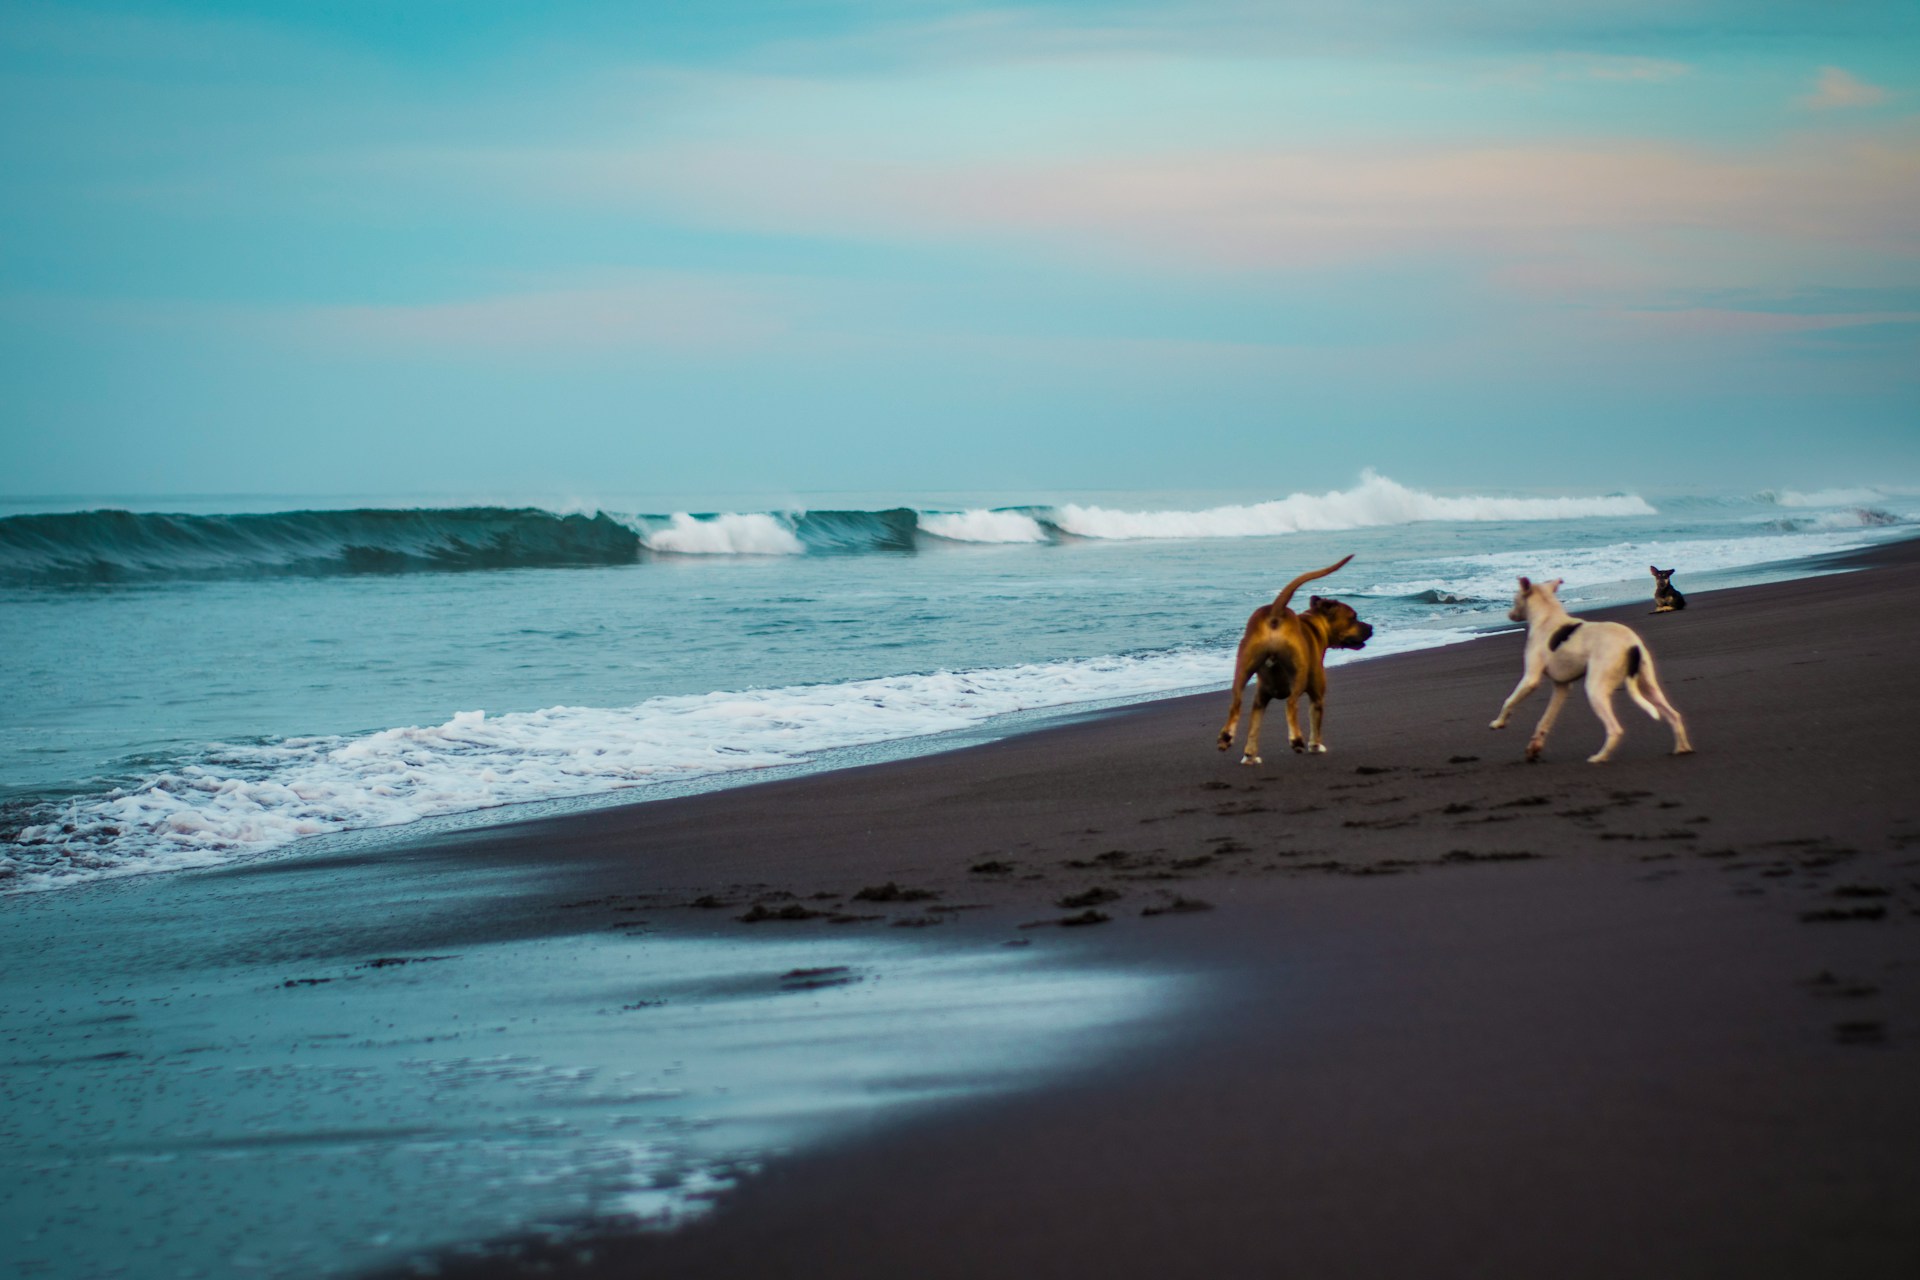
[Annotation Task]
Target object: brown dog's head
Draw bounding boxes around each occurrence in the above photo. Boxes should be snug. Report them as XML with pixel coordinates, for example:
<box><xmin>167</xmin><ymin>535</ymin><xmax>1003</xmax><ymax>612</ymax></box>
<box><xmin>1308</xmin><ymin>595</ymin><xmax>1373</xmax><ymax>649</ymax></box>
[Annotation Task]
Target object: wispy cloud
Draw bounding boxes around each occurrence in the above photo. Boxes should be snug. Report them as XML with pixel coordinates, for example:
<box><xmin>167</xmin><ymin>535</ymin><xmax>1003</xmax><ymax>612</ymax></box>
<box><xmin>1624</xmin><ymin>307</ymin><xmax>1920</xmax><ymax>337</ymax></box>
<box><xmin>413</xmin><ymin>125</ymin><xmax>1920</xmax><ymax>279</ymax></box>
<box><xmin>1483</xmin><ymin>52</ymin><xmax>1692</xmax><ymax>87</ymax></box>
<box><xmin>1</xmin><ymin>276</ymin><xmax>799</xmax><ymax>360</ymax></box>
<box><xmin>1799</xmin><ymin>66</ymin><xmax>1891</xmax><ymax>110</ymax></box>
<box><xmin>292</xmin><ymin>278</ymin><xmax>794</xmax><ymax>357</ymax></box>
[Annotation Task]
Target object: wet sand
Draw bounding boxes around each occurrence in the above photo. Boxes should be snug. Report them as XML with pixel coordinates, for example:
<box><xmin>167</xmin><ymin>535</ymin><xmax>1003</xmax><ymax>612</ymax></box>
<box><xmin>358</xmin><ymin>536</ymin><xmax>1920</xmax><ymax>1279</ymax></box>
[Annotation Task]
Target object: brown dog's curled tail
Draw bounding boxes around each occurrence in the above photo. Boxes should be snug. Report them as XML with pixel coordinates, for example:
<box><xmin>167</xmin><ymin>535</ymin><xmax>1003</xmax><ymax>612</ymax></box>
<box><xmin>1269</xmin><ymin>555</ymin><xmax>1354</xmax><ymax>617</ymax></box>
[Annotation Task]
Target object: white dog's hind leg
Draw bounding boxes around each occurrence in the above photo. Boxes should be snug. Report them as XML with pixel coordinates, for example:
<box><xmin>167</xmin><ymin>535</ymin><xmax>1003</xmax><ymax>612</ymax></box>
<box><xmin>1527</xmin><ymin>683</ymin><xmax>1569</xmax><ymax>761</ymax></box>
<box><xmin>1584</xmin><ymin>670</ymin><xmax>1627</xmax><ymax>763</ymax></box>
<box><xmin>1634</xmin><ymin>662</ymin><xmax>1693</xmax><ymax>755</ymax></box>
<box><xmin>1625</xmin><ymin>675</ymin><xmax>1662</xmax><ymax>721</ymax></box>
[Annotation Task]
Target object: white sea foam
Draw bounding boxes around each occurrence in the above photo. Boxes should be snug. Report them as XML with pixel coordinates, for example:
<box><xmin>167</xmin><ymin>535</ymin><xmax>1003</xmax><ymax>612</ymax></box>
<box><xmin>1363</xmin><ymin>527</ymin><xmax>1891</xmax><ymax>604</ymax></box>
<box><xmin>3</xmin><ymin>653</ymin><xmax>1209</xmax><ymax>891</ymax></box>
<box><xmin>1051</xmin><ymin>471</ymin><xmax>1654</xmax><ymax>541</ymax></box>
<box><xmin>1789</xmin><ymin>507</ymin><xmax>1904</xmax><ymax>529</ymax></box>
<box><xmin>634</xmin><ymin>512</ymin><xmax>804</xmax><ymax>555</ymax></box>
<box><xmin>917</xmin><ymin>509</ymin><xmax>1050</xmax><ymax>543</ymax></box>
<box><xmin>4</xmin><ymin>628</ymin><xmax>1473</xmax><ymax>893</ymax></box>
<box><xmin>1768</xmin><ymin>487</ymin><xmax>1889</xmax><ymax>508</ymax></box>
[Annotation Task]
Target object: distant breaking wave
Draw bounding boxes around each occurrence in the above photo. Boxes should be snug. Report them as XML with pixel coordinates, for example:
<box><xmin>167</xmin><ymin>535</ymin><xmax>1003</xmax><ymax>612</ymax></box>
<box><xmin>1049</xmin><ymin>471</ymin><xmax>1653</xmax><ymax>540</ymax></box>
<box><xmin>0</xmin><ymin>473</ymin><xmax>1657</xmax><ymax>585</ymax></box>
<box><xmin>1762</xmin><ymin>486</ymin><xmax>1895</xmax><ymax>508</ymax></box>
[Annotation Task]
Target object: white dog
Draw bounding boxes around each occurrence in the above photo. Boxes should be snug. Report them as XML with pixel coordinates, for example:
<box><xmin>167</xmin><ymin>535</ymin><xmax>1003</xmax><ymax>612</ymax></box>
<box><xmin>1490</xmin><ymin>576</ymin><xmax>1693</xmax><ymax>763</ymax></box>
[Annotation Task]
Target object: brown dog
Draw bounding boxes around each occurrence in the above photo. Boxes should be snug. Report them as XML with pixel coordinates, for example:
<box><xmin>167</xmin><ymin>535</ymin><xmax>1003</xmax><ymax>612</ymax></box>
<box><xmin>1216</xmin><ymin>555</ymin><xmax>1374</xmax><ymax>764</ymax></box>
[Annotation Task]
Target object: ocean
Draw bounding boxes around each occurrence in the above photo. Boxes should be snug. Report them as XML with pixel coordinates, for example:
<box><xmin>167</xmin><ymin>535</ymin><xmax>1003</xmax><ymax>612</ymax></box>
<box><xmin>3</xmin><ymin>470</ymin><xmax>1914</xmax><ymax>893</ymax></box>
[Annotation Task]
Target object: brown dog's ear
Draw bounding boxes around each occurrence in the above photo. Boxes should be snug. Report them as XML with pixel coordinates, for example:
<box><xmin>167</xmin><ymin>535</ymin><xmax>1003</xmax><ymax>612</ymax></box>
<box><xmin>1649</xmin><ymin>566</ymin><xmax>1659</xmax><ymax>576</ymax></box>
<box><xmin>1309</xmin><ymin>595</ymin><xmax>1322</xmax><ymax>608</ymax></box>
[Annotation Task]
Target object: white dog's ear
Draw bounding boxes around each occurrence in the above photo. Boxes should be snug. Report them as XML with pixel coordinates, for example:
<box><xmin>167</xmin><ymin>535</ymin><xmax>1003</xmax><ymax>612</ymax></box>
<box><xmin>1518</xmin><ymin>576</ymin><xmax>1532</xmax><ymax>592</ymax></box>
<box><xmin>1547</xmin><ymin>578</ymin><xmax>1564</xmax><ymax>593</ymax></box>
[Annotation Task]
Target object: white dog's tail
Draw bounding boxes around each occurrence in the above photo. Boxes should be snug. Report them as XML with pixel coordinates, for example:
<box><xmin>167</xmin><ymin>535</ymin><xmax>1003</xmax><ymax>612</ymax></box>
<box><xmin>1624</xmin><ymin>645</ymin><xmax>1663</xmax><ymax>721</ymax></box>
<box><xmin>1269</xmin><ymin>554</ymin><xmax>1354</xmax><ymax>616</ymax></box>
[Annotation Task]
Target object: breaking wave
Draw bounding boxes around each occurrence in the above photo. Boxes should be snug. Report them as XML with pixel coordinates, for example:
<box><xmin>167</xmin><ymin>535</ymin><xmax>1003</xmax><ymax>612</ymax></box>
<box><xmin>1048</xmin><ymin>471</ymin><xmax>1654</xmax><ymax>540</ymax></box>
<box><xmin>0</xmin><ymin>474</ymin><xmax>1657</xmax><ymax>585</ymax></box>
<box><xmin>1762</xmin><ymin>486</ymin><xmax>1893</xmax><ymax>508</ymax></box>
<box><xmin>917</xmin><ymin>509</ymin><xmax>1050</xmax><ymax>544</ymax></box>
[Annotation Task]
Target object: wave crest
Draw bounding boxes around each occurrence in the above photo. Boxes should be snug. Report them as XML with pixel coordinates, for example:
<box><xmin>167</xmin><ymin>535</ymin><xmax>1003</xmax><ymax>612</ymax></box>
<box><xmin>918</xmin><ymin>509</ymin><xmax>1050</xmax><ymax>543</ymax></box>
<box><xmin>632</xmin><ymin>512</ymin><xmax>805</xmax><ymax>556</ymax></box>
<box><xmin>1051</xmin><ymin>471</ymin><xmax>1654</xmax><ymax>541</ymax></box>
<box><xmin>1762</xmin><ymin>487</ymin><xmax>1889</xmax><ymax>508</ymax></box>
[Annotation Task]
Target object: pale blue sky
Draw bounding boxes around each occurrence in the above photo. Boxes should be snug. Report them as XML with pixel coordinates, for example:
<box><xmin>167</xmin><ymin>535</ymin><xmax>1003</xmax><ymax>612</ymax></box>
<box><xmin>2</xmin><ymin>1</ymin><xmax>1915</xmax><ymax>501</ymax></box>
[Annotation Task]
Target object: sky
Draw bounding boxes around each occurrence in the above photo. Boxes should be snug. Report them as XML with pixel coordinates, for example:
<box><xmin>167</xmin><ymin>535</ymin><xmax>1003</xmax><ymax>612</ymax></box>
<box><xmin>1</xmin><ymin>0</ymin><xmax>1916</xmax><ymax>503</ymax></box>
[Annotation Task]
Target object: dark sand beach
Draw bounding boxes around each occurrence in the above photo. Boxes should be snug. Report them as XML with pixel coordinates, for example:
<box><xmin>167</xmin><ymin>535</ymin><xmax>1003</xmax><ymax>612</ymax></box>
<box><xmin>356</xmin><ymin>536</ymin><xmax>1920</xmax><ymax>1279</ymax></box>
<box><xmin>9</xmin><ymin>540</ymin><xmax>1919</xmax><ymax>1279</ymax></box>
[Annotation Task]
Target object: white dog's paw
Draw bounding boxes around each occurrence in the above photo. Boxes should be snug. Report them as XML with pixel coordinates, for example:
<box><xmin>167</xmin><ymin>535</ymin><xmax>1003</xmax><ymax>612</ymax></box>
<box><xmin>1489</xmin><ymin>719</ymin><xmax>1506</xmax><ymax>730</ymax></box>
<box><xmin>1585</xmin><ymin>752</ymin><xmax>1612</xmax><ymax>764</ymax></box>
<box><xmin>1240</xmin><ymin>754</ymin><xmax>1262</xmax><ymax>766</ymax></box>
<box><xmin>1308</xmin><ymin>743</ymin><xmax>1327</xmax><ymax>754</ymax></box>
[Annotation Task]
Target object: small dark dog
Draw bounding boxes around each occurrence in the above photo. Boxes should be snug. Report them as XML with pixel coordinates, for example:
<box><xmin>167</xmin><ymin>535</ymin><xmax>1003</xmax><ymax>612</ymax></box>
<box><xmin>1650</xmin><ymin>566</ymin><xmax>1686</xmax><ymax>613</ymax></box>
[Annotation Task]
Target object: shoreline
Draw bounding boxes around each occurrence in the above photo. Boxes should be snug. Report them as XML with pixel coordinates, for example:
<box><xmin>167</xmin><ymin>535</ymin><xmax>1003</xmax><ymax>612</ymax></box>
<box><xmin>366</xmin><ymin>534</ymin><xmax>1920</xmax><ymax>1278</ymax></box>
<box><xmin>8</xmin><ymin>527</ymin><xmax>1908</xmax><ymax>896</ymax></box>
